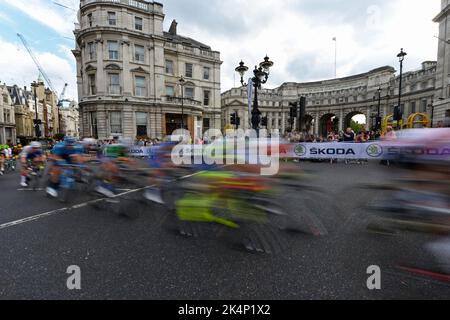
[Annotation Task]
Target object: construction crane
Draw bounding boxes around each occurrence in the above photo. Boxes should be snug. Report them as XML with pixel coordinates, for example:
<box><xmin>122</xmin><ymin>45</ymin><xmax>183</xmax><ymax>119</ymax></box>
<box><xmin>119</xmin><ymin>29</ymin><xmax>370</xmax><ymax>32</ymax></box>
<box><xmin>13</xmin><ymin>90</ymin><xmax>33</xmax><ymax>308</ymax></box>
<box><xmin>58</xmin><ymin>83</ymin><xmax>69</xmax><ymax>107</ymax></box>
<box><xmin>17</xmin><ymin>33</ymin><xmax>57</xmax><ymax>94</ymax></box>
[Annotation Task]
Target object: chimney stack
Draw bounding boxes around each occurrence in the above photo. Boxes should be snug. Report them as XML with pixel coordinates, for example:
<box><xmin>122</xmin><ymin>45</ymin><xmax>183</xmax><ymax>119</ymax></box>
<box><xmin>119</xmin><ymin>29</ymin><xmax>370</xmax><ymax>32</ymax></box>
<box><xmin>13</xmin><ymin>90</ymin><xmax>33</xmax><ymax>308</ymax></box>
<box><xmin>169</xmin><ymin>20</ymin><xmax>178</xmax><ymax>36</ymax></box>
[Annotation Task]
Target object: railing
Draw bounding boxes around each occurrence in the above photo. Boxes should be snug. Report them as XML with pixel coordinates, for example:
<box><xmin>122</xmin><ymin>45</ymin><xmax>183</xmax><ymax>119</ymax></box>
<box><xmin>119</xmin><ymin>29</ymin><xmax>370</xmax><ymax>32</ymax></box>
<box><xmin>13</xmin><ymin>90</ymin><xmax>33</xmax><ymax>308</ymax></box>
<box><xmin>108</xmin><ymin>86</ymin><xmax>122</xmax><ymax>95</ymax></box>
<box><xmin>82</xmin><ymin>0</ymin><xmax>149</xmax><ymax>11</ymax></box>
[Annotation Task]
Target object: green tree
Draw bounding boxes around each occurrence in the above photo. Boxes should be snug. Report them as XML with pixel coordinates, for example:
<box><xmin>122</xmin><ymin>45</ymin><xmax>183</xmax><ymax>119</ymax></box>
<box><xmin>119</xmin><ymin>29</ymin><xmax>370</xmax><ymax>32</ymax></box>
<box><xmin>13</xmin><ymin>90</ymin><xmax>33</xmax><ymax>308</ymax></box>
<box><xmin>350</xmin><ymin>120</ymin><xmax>365</xmax><ymax>133</ymax></box>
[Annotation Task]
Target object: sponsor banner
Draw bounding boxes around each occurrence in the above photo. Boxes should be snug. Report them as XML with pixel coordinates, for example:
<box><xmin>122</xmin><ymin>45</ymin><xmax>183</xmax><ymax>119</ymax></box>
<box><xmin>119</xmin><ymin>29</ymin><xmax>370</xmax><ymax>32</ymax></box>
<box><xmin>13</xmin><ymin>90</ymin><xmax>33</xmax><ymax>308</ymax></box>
<box><xmin>381</xmin><ymin>143</ymin><xmax>450</xmax><ymax>161</ymax></box>
<box><xmin>128</xmin><ymin>146</ymin><xmax>152</xmax><ymax>157</ymax></box>
<box><xmin>286</xmin><ymin>143</ymin><xmax>384</xmax><ymax>159</ymax></box>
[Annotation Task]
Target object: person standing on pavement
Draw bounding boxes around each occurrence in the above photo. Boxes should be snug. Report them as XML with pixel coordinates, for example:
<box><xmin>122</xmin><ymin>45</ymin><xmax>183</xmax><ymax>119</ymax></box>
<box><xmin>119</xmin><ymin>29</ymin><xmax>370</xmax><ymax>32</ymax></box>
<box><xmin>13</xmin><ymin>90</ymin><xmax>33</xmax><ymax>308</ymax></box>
<box><xmin>343</xmin><ymin>128</ymin><xmax>355</xmax><ymax>142</ymax></box>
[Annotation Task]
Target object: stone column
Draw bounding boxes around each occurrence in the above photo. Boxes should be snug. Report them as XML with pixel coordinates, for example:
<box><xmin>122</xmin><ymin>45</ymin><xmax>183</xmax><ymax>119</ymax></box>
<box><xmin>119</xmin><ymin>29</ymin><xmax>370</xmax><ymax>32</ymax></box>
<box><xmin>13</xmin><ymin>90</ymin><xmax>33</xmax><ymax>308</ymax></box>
<box><xmin>366</xmin><ymin>108</ymin><xmax>371</xmax><ymax>130</ymax></box>
<box><xmin>339</xmin><ymin>109</ymin><xmax>344</xmax><ymax>132</ymax></box>
<box><xmin>314</xmin><ymin>113</ymin><xmax>319</xmax><ymax>136</ymax></box>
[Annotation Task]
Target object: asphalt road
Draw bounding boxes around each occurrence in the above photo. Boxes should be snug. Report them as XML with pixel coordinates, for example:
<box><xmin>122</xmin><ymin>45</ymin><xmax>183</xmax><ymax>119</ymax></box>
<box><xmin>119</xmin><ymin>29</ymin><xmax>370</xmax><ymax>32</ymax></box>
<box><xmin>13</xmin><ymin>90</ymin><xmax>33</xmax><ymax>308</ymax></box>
<box><xmin>0</xmin><ymin>161</ymin><xmax>449</xmax><ymax>300</ymax></box>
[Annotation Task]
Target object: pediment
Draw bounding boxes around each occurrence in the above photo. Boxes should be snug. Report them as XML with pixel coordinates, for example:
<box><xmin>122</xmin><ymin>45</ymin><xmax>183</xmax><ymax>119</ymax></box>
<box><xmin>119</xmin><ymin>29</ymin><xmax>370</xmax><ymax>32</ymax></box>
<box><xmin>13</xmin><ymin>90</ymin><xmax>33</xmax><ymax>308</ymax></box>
<box><xmin>104</xmin><ymin>63</ymin><xmax>122</xmax><ymax>71</ymax></box>
<box><xmin>130</xmin><ymin>67</ymin><xmax>149</xmax><ymax>74</ymax></box>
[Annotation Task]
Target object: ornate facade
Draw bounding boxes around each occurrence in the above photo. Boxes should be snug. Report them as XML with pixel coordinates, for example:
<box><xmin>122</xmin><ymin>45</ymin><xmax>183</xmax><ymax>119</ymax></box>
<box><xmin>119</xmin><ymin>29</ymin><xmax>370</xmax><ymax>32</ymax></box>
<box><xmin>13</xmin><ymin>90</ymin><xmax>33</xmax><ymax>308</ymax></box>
<box><xmin>433</xmin><ymin>0</ymin><xmax>450</xmax><ymax>127</ymax></box>
<box><xmin>73</xmin><ymin>0</ymin><xmax>222</xmax><ymax>140</ymax></box>
<box><xmin>222</xmin><ymin>62</ymin><xmax>436</xmax><ymax>136</ymax></box>
<box><xmin>0</xmin><ymin>83</ymin><xmax>16</xmax><ymax>145</ymax></box>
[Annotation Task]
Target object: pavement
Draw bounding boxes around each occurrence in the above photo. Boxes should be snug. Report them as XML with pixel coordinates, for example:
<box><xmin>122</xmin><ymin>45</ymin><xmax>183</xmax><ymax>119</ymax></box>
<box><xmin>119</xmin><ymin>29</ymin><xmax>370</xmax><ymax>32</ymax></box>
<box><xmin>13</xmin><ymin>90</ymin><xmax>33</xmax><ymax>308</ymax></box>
<box><xmin>0</xmin><ymin>161</ymin><xmax>449</xmax><ymax>300</ymax></box>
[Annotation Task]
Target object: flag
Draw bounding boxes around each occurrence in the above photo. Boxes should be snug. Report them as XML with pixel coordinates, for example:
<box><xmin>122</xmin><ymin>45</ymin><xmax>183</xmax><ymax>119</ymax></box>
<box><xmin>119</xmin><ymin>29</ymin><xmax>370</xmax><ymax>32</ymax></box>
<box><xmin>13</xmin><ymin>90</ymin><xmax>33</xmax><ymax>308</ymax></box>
<box><xmin>247</xmin><ymin>78</ymin><xmax>253</xmax><ymax>121</ymax></box>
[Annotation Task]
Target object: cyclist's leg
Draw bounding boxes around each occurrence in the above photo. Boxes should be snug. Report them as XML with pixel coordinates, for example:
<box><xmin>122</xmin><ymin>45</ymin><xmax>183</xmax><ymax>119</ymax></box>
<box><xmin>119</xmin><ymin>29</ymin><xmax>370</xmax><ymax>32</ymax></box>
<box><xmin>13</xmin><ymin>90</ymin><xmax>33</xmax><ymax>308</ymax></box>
<box><xmin>0</xmin><ymin>154</ymin><xmax>4</xmax><ymax>175</ymax></box>
<box><xmin>46</xmin><ymin>161</ymin><xmax>62</xmax><ymax>197</ymax></box>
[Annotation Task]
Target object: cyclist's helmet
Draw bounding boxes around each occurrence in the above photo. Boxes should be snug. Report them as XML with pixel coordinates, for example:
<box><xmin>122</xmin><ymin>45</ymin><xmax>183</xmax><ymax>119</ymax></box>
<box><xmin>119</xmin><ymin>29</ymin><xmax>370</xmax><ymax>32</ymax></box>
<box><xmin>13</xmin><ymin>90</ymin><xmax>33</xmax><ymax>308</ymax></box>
<box><xmin>30</xmin><ymin>141</ymin><xmax>42</xmax><ymax>149</ymax></box>
<box><xmin>64</xmin><ymin>136</ymin><xmax>77</xmax><ymax>146</ymax></box>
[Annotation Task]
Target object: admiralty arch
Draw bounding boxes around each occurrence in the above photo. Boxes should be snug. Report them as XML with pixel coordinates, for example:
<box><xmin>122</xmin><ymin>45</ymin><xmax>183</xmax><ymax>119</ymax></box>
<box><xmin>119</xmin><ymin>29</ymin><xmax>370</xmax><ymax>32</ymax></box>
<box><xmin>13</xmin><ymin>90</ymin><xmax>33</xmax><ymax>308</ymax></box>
<box><xmin>221</xmin><ymin>61</ymin><xmax>436</xmax><ymax>136</ymax></box>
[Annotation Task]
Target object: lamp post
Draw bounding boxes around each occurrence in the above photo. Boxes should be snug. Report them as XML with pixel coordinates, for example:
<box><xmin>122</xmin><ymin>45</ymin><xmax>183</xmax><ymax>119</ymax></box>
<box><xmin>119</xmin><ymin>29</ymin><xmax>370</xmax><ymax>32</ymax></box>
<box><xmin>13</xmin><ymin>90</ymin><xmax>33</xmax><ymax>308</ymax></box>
<box><xmin>31</xmin><ymin>81</ymin><xmax>40</xmax><ymax>139</ymax></box>
<box><xmin>178</xmin><ymin>76</ymin><xmax>186</xmax><ymax>130</ymax></box>
<box><xmin>235</xmin><ymin>56</ymin><xmax>274</xmax><ymax>135</ymax></box>
<box><xmin>396</xmin><ymin>48</ymin><xmax>407</xmax><ymax>130</ymax></box>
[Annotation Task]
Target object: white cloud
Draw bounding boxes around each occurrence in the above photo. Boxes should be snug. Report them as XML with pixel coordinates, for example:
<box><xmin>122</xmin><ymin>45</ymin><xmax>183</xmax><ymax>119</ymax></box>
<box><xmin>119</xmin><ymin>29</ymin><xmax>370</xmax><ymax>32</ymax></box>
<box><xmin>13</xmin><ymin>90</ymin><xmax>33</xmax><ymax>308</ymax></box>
<box><xmin>3</xmin><ymin>0</ymin><xmax>77</xmax><ymax>36</ymax></box>
<box><xmin>0</xmin><ymin>37</ymin><xmax>77</xmax><ymax>100</ymax></box>
<box><xmin>165</xmin><ymin>0</ymin><xmax>441</xmax><ymax>92</ymax></box>
<box><xmin>3</xmin><ymin>0</ymin><xmax>442</xmax><ymax>98</ymax></box>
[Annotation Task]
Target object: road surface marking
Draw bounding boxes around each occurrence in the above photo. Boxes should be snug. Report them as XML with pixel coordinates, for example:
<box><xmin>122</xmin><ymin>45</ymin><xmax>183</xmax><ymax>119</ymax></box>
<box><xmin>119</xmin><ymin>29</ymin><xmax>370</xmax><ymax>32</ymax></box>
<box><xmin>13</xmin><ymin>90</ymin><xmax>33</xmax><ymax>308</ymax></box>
<box><xmin>1</xmin><ymin>170</ymin><xmax>208</xmax><ymax>231</ymax></box>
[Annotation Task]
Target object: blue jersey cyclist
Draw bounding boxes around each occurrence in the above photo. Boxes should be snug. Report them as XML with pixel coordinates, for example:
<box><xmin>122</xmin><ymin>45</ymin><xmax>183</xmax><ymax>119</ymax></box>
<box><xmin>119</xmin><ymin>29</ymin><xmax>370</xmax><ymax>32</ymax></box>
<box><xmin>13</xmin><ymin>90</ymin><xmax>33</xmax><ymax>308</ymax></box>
<box><xmin>46</xmin><ymin>136</ymin><xmax>84</xmax><ymax>198</ymax></box>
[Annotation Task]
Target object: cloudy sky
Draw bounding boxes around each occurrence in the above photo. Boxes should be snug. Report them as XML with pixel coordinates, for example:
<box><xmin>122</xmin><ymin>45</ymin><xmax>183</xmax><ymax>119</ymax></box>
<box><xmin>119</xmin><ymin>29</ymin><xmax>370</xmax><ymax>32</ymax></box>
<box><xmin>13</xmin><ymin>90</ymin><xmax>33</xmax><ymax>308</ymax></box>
<box><xmin>0</xmin><ymin>0</ymin><xmax>441</xmax><ymax>101</ymax></box>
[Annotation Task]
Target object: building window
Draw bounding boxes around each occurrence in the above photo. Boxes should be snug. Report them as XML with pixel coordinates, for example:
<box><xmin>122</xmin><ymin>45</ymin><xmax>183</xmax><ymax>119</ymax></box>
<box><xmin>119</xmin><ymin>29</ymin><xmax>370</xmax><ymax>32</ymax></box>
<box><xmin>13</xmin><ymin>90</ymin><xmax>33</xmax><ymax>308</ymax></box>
<box><xmin>108</xmin><ymin>73</ymin><xmax>120</xmax><ymax>94</ymax></box>
<box><xmin>89</xmin><ymin>112</ymin><xmax>98</xmax><ymax>138</ymax></box>
<box><xmin>410</xmin><ymin>101</ymin><xmax>416</xmax><ymax>114</ymax></box>
<box><xmin>87</xmin><ymin>42</ymin><xmax>97</xmax><ymax>60</ymax></box>
<box><xmin>203</xmin><ymin>67</ymin><xmax>210</xmax><ymax>80</ymax></box>
<box><xmin>108</xmin><ymin>12</ymin><xmax>116</xmax><ymax>26</ymax></box>
<box><xmin>88</xmin><ymin>73</ymin><xmax>96</xmax><ymax>95</ymax></box>
<box><xmin>135</xmin><ymin>76</ymin><xmax>147</xmax><ymax>97</ymax></box>
<box><xmin>185</xmin><ymin>63</ymin><xmax>193</xmax><ymax>78</ymax></box>
<box><xmin>136</xmin><ymin>112</ymin><xmax>147</xmax><ymax>136</ymax></box>
<box><xmin>203</xmin><ymin>118</ymin><xmax>210</xmax><ymax>133</ymax></box>
<box><xmin>87</xmin><ymin>13</ymin><xmax>93</xmax><ymax>27</ymax></box>
<box><xmin>185</xmin><ymin>87</ymin><xmax>194</xmax><ymax>99</ymax></box>
<box><xmin>166</xmin><ymin>85</ymin><xmax>175</xmax><ymax>97</ymax></box>
<box><xmin>134</xmin><ymin>45</ymin><xmax>145</xmax><ymax>62</ymax></box>
<box><xmin>445</xmin><ymin>110</ymin><xmax>450</xmax><ymax>127</ymax></box>
<box><xmin>421</xmin><ymin>100</ymin><xmax>427</xmax><ymax>112</ymax></box>
<box><xmin>203</xmin><ymin>90</ymin><xmax>210</xmax><ymax>106</ymax></box>
<box><xmin>107</xmin><ymin>41</ymin><xmax>119</xmax><ymax>60</ymax></box>
<box><xmin>135</xmin><ymin>17</ymin><xmax>143</xmax><ymax>31</ymax></box>
<box><xmin>2</xmin><ymin>95</ymin><xmax>7</xmax><ymax>104</ymax></box>
<box><xmin>165</xmin><ymin>60</ymin><xmax>174</xmax><ymax>75</ymax></box>
<box><xmin>110</xmin><ymin>111</ymin><xmax>122</xmax><ymax>134</ymax></box>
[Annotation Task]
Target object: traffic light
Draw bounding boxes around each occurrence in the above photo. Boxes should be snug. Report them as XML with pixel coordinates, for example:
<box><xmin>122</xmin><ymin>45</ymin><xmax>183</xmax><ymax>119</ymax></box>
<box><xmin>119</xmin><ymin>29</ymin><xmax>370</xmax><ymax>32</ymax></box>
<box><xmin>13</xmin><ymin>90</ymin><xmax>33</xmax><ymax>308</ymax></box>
<box><xmin>230</xmin><ymin>113</ymin><xmax>236</xmax><ymax>125</ymax></box>
<box><xmin>298</xmin><ymin>97</ymin><xmax>306</xmax><ymax>131</ymax></box>
<box><xmin>375</xmin><ymin>117</ymin><xmax>382</xmax><ymax>131</ymax></box>
<box><xmin>289</xmin><ymin>102</ymin><xmax>298</xmax><ymax>118</ymax></box>
<box><xmin>236</xmin><ymin>117</ymin><xmax>241</xmax><ymax>127</ymax></box>
<box><xmin>393</xmin><ymin>105</ymin><xmax>403</xmax><ymax>121</ymax></box>
<box><xmin>261</xmin><ymin>116</ymin><xmax>268</xmax><ymax>127</ymax></box>
<box><xmin>299</xmin><ymin>97</ymin><xmax>306</xmax><ymax>119</ymax></box>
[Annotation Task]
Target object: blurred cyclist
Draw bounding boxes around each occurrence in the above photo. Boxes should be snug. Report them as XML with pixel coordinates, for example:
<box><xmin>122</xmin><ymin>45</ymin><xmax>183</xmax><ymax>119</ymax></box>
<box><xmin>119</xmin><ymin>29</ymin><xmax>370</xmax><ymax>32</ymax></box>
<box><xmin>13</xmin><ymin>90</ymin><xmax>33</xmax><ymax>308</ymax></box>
<box><xmin>0</xmin><ymin>145</ymin><xmax>7</xmax><ymax>175</ymax></box>
<box><xmin>46</xmin><ymin>136</ymin><xmax>84</xmax><ymax>198</ymax></box>
<box><xmin>19</xmin><ymin>141</ymin><xmax>45</xmax><ymax>187</ymax></box>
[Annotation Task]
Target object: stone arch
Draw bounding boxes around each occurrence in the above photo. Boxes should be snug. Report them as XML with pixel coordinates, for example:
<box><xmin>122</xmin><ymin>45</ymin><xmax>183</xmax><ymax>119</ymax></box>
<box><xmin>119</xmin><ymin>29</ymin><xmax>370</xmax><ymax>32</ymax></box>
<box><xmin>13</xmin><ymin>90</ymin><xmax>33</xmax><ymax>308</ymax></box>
<box><xmin>319</xmin><ymin>113</ymin><xmax>339</xmax><ymax>137</ymax></box>
<box><xmin>344</xmin><ymin>110</ymin><xmax>367</xmax><ymax>131</ymax></box>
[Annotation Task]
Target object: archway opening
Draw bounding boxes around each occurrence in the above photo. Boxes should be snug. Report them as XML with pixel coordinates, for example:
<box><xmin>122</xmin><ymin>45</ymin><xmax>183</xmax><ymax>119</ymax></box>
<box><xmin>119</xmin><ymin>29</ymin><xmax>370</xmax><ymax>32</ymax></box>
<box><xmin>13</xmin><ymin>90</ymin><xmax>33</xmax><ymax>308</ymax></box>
<box><xmin>319</xmin><ymin>113</ymin><xmax>339</xmax><ymax>138</ymax></box>
<box><xmin>345</xmin><ymin>112</ymin><xmax>367</xmax><ymax>133</ymax></box>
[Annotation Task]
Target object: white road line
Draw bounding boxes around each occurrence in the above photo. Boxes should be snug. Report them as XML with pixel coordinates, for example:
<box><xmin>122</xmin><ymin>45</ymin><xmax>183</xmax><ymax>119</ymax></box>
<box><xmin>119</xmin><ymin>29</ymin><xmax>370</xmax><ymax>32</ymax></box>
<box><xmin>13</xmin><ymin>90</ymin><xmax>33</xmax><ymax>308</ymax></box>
<box><xmin>1</xmin><ymin>169</ymin><xmax>208</xmax><ymax>231</ymax></box>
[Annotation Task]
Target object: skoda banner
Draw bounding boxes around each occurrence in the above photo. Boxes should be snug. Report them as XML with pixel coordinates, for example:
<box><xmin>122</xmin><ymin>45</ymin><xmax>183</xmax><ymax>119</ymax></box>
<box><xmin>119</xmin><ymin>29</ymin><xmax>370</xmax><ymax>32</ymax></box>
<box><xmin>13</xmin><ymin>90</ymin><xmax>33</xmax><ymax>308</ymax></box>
<box><xmin>288</xmin><ymin>143</ymin><xmax>384</xmax><ymax>160</ymax></box>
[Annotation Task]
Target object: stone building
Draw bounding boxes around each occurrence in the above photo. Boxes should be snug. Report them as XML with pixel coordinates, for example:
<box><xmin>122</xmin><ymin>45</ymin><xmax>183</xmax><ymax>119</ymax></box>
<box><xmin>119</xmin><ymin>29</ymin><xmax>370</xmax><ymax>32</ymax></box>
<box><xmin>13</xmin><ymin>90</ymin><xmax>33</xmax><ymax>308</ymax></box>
<box><xmin>7</xmin><ymin>80</ymin><xmax>59</xmax><ymax>143</ymax></box>
<box><xmin>0</xmin><ymin>83</ymin><xmax>16</xmax><ymax>145</ymax></box>
<box><xmin>222</xmin><ymin>62</ymin><xmax>436</xmax><ymax>137</ymax></box>
<box><xmin>59</xmin><ymin>101</ymin><xmax>80</xmax><ymax>137</ymax></box>
<box><xmin>433</xmin><ymin>0</ymin><xmax>450</xmax><ymax>127</ymax></box>
<box><xmin>73</xmin><ymin>0</ymin><xmax>222</xmax><ymax>140</ymax></box>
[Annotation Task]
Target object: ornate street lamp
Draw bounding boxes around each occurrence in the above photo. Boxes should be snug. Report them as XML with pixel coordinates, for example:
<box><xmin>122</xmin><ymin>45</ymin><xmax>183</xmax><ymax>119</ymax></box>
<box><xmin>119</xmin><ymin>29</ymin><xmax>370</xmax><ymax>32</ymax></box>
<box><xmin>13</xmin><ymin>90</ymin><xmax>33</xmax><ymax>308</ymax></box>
<box><xmin>395</xmin><ymin>48</ymin><xmax>407</xmax><ymax>129</ymax></box>
<box><xmin>178</xmin><ymin>76</ymin><xmax>186</xmax><ymax>130</ymax></box>
<box><xmin>235</xmin><ymin>55</ymin><xmax>274</xmax><ymax>132</ymax></box>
